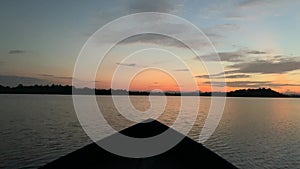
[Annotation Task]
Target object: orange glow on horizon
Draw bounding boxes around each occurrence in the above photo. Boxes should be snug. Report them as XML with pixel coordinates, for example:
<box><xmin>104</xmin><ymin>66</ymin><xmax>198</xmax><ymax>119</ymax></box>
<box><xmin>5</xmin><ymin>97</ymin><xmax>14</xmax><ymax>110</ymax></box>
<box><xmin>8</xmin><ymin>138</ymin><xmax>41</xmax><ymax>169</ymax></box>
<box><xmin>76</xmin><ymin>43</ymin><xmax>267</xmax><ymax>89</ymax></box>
<box><xmin>129</xmin><ymin>69</ymin><xmax>180</xmax><ymax>91</ymax></box>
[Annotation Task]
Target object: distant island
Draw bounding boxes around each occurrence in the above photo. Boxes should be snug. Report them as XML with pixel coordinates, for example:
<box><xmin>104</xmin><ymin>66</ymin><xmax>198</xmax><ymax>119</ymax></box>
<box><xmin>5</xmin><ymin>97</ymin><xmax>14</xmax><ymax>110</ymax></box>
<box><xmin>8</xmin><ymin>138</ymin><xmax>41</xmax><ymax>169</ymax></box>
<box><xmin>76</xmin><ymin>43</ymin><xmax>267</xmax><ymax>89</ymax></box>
<box><xmin>0</xmin><ymin>84</ymin><xmax>299</xmax><ymax>98</ymax></box>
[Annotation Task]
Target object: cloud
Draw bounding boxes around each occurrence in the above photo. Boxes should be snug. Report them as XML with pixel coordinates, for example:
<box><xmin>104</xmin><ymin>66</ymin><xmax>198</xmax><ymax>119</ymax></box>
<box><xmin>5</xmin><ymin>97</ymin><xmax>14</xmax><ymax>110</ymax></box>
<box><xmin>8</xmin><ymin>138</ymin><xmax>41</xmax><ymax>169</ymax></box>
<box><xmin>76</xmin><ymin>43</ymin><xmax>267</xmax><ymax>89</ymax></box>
<box><xmin>195</xmin><ymin>74</ymin><xmax>250</xmax><ymax>79</ymax></box>
<box><xmin>195</xmin><ymin>49</ymin><xmax>275</xmax><ymax>63</ymax></box>
<box><xmin>0</xmin><ymin>75</ymin><xmax>49</xmax><ymax>87</ymax></box>
<box><xmin>174</xmin><ymin>68</ymin><xmax>189</xmax><ymax>72</ymax></box>
<box><xmin>195</xmin><ymin>49</ymin><xmax>248</xmax><ymax>62</ymax></box>
<box><xmin>205</xmin><ymin>81</ymin><xmax>268</xmax><ymax>88</ymax></box>
<box><xmin>8</xmin><ymin>50</ymin><xmax>27</xmax><ymax>54</ymax></box>
<box><xmin>115</xmin><ymin>24</ymin><xmax>213</xmax><ymax>49</ymax></box>
<box><xmin>92</xmin><ymin>17</ymin><xmax>212</xmax><ymax>49</ymax></box>
<box><xmin>87</xmin><ymin>0</ymin><xmax>184</xmax><ymax>38</ymax></box>
<box><xmin>239</xmin><ymin>0</ymin><xmax>272</xmax><ymax>8</ymax></box>
<box><xmin>38</xmin><ymin>73</ymin><xmax>96</xmax><ymax>81</ymax></box>
<box><xmin>226</xmin><ymin>74</ymin><xmax>251</xmax><ymax>79</ymax></box>
<box><xmin>116</xmin><ymin>62</ymin><xmax>137</xmax><ymax>67</ymax></box>
<box><xmin>246</xmin><ymin>50</ymin><xmax>268</xmax><ymax>54</ymax></box>
<box><xmin>204</xmin><ymin>32</ymin><xmax>223</xmax><ymax>39</ymax></box>
<box><xmin>228</xmin><ymin>57</ymin><xmax>300</xmax><ymax>74</ymax></box>
<box><xmin>120</xmin><ymin>33</ymin><xmax>188</xmax><ymax>48</ymax></box>
<box><xmin>202</xmin><ymin>0</ymin><xmax>299</xmax><ymax>21</ymax></box>
<box><xmin>38</xmin><ymin>74</ymin><xmax>73</xmax><ymax>79</ymax></box>
<box><xmin>237</xmin><ymin>0</ymin><xmax>297</xmax><ymax>9</ymax></box>
<box><xmin>128</xmin><ymin>0</ymin><xmax>182</xmax><ymax>13</ymax></box>
<box><xmin>196</xmin><ymin>55</ymin><xmax>300</xmax><ymax>77</ymax></box>
<box><xmin>195</xmin><ymin>75</ymin><xmax>218</xmax><ymax>79</ymax></box>
<box><xmin>234</xmin><ymin>0</ymin><xmax>299</xmax><ymax>20</ymax></box>
<box><xmin>204</xmin><ymin>80</ymin><xmax>300</xmax><ymax>88</ymax></box>
<box><xmin>210</xmin><ymin>51</ymin><xmax>245</xmax><ymax>62</ymax></box>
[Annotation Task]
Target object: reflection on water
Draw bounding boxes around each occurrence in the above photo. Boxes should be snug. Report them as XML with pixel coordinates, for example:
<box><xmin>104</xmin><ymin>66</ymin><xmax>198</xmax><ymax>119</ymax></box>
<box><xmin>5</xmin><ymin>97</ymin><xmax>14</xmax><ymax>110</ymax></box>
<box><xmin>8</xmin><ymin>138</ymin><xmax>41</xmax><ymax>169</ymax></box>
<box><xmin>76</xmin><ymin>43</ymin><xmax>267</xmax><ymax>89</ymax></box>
<box><xmin>0</xmin><ymin>95</ymin><xmax>300</xmax><ymax>168</ymax></box>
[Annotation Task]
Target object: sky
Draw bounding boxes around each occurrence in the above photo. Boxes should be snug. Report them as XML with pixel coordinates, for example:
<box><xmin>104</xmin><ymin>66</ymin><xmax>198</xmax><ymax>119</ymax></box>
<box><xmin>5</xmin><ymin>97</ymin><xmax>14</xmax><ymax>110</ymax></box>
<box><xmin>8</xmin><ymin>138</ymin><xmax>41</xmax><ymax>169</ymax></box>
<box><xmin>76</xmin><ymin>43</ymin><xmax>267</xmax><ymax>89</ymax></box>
<box><xmin>0</xmin><ymin>0</ymin><xmax>300</xmax><ymax>93</ymax></box>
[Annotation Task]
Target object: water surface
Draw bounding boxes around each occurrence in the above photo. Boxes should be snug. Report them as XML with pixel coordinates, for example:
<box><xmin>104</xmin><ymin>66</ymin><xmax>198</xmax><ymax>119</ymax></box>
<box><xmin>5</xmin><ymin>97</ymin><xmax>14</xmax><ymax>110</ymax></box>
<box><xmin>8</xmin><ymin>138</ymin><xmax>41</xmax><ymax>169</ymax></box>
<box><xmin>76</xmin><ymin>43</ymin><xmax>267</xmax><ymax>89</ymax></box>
<box><xmin>0</xmin><ymin>95</ymin><xmax>300</xmax><ymax>168</ymax></box>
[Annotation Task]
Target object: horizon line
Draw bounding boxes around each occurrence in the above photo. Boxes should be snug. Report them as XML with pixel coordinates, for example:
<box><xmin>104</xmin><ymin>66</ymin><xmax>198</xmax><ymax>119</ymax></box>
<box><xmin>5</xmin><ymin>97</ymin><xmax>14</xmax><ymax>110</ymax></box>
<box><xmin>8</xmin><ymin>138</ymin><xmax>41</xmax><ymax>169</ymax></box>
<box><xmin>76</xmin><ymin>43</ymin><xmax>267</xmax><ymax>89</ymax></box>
<box><xmin>1</xmin><ymin>83</ymin><xmax>300</xmax><ymax>95</ymax></box>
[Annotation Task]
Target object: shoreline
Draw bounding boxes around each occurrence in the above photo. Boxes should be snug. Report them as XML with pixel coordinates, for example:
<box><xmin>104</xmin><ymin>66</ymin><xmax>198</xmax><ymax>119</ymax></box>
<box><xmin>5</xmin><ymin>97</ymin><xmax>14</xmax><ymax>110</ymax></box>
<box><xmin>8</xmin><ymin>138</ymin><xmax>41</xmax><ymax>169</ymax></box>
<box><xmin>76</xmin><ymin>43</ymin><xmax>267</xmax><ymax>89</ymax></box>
<box><xmin>0</xmin><ymin>93</ymin><xmax>299</xmax><ymax>98</ymax></box>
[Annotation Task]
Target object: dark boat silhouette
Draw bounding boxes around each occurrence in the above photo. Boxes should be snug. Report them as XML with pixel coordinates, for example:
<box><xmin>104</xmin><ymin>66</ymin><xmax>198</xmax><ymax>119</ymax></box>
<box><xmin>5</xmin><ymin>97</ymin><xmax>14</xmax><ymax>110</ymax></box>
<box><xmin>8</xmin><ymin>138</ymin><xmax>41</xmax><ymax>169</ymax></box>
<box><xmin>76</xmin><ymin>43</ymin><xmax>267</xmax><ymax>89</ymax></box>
<box><xmin>40</xmin><ymin>119</ymin><xmax>237</xmax><ymax>169</ymax></box>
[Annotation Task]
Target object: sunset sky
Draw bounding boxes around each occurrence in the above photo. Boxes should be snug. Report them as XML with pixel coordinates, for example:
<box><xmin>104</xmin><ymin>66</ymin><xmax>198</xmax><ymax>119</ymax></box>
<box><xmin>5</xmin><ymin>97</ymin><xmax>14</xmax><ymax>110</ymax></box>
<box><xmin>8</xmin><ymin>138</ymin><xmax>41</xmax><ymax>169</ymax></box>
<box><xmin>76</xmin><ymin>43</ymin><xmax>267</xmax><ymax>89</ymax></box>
<box><xmin>1</xmin><ymin>0</ymin><xmax>300</xmax><ymax>93</ymax></box>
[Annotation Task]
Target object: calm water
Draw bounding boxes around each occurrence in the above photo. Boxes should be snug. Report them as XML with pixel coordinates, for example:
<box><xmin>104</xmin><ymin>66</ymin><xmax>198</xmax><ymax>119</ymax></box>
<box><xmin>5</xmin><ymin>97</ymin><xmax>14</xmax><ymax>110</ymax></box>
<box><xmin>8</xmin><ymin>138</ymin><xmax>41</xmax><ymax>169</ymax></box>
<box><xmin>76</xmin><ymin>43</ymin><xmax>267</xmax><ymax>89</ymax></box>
<box><xmin>0</xmin><ymin>95</ymin><xmax>300</xmax><ymax>169</ymax></box>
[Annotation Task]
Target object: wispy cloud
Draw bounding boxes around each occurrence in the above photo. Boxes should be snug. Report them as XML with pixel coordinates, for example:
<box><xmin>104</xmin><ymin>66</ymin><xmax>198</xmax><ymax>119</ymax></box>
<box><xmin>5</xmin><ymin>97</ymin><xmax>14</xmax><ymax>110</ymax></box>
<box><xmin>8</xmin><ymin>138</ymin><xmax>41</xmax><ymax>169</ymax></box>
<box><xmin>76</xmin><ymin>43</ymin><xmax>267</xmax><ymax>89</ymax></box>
<box><xmin>92</xmin><ymin>16</ymin><xmax>212</xmax><ymax>49</ymax></box>
<box><xmin>118</xmin><ymin>23</ymin><xmax>240</xmax><ymax>48</ymax></box>
<box><xmin>228</xmin><ymin>57</ymin><xmax>300</xmax><ymax>74</ymax></box>
<box><xmin>120</xmin><ymin>33</ymin><xmax>187</xmax><ymax>48</ymax></box>
<box><xmin>87</xmin><ymin>0</ymin><xmax>184</xmax><ymax>38</ymax></box>
<box><xmin>128</xmin><ymin>0</ymin><xmax>183</xmax><ymax>13</ymax></box>
<box><xmin>38</xmin><ymin>74</ymin><xmax>73</xmax><ymax>80</ymax></box>
<box><xmin>234</xmin><ymin>0</ymin><xmax>299</xmax><ymax>20</ymax></box>
<box><xmin>201</xmin><ymin>55</ymin><xmax>300</xmax><ymax>77</ymax></box>
<box><xmin>116</xmin><ymin>62</ymin><xmax>137</xmax><ymax>67</ymax></box>
<box><xmin>174</xmin><ymin>68</ymin><xmax>189</xmax><ymax>72</ymax></box>
<box><xmin>8</xmin><ymin>49</ymin><xmax>27</xmax><ymax>54</ymax></box>
<box><xmin>200</xmin><ymin>50</ymin><xmax>245</xmax><ymax>62</ymax></box>
<box><xmin>246</xmin><ymin>50</ymin><xmax>268</xmax><ymax>54</ymax></box>
<box><xmin>196</xmin><ymin>74</ymin><xmax>250</xmax><ymax>79</ymax></box>
<box><xmin>237</xmin><ymin>0</ymin><xmax>297</xmax><ymax>9</ymax></box>
<box><xmin>195</xmin><ymin>48</ymin><xmax>274</xmax><ymax>63</ymax></box>
<box><xmin>204</xmin><ymin>80</ymin><xmax>300</xmax><ymax>88</ymax></box>
<box><xmin>195</xmin><ymin>48</ymin><xmax>267</xmax><ymax>63</ymax></box>
<box><xmin>202</xmin><ymin>0</ymin><xmax>298</xmax><ymax>21</ymax></box>
<box><xmin>226</xmin><ymin>74</ymin><xmax>251</xmax><ymax>79</ymax></box>
<box><xmin>115</xmin><ymin>62</ymin><xmax>148</xmax><ymax>68</ymax></box>
<box><xmin>205</xmin><ymin>80</ymin><xmax>268</xmax><ymax>88</ymax></box>
<box><xmin>239</xmin><ymin>0</ymin><xmax>272</xmax><ymax>8</ymax></box>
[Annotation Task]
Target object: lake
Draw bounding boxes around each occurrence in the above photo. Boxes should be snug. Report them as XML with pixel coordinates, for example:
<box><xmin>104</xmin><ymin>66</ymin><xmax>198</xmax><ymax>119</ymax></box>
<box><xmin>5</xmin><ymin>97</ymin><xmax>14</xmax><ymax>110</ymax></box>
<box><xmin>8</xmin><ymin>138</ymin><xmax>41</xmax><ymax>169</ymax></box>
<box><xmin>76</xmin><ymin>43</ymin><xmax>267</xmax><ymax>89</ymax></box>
<box><xmin>0</xmin><ymin>95</ymin><xmax>300</xmax><ymax>168</ymax></box>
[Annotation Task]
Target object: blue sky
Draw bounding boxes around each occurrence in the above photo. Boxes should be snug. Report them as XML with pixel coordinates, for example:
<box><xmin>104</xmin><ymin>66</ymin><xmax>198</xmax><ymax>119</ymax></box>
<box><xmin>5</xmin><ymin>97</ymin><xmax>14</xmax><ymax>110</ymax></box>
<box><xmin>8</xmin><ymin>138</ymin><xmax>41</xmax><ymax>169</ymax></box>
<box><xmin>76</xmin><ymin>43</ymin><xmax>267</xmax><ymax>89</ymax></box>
<box><xmin>0</xmin><ymin>0</ymin><xmax>300</xmax><ymax>92</ymax></box>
